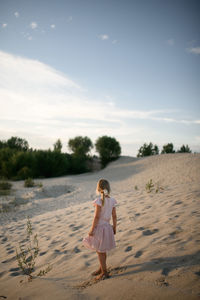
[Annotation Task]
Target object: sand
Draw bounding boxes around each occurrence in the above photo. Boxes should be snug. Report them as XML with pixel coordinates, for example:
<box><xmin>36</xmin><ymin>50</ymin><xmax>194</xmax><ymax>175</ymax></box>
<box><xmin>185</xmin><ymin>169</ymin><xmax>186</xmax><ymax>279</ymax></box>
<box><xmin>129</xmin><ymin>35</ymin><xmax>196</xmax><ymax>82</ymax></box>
<box><xmin>0</xmin><ymin>153</ymin><xmax>200</xmax><ymax>300</ymax></box>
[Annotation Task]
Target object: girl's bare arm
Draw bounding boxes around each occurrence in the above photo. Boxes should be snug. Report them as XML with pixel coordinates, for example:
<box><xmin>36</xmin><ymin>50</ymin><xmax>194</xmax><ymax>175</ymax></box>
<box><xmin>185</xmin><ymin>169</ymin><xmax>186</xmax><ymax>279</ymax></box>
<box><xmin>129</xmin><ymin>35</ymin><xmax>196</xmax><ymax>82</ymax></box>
<box><xmin>89</xmin><ymin>205</ymin><xmax>101</xmax><ymax>236</ymax></box>
<box><xmin>112</xmin><ymin>207</ymin><xmax>117</xmax><ymax>234</ymax></box>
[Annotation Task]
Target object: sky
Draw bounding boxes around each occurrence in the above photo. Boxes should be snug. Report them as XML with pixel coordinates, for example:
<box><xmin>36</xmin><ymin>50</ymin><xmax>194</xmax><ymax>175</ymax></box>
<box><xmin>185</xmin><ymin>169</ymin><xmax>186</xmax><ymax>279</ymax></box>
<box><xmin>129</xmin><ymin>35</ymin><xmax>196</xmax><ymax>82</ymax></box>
<box><xmin>0</xmin><ymin>0</ymin><xmax>200</xmax><ymax>156</ymax></box>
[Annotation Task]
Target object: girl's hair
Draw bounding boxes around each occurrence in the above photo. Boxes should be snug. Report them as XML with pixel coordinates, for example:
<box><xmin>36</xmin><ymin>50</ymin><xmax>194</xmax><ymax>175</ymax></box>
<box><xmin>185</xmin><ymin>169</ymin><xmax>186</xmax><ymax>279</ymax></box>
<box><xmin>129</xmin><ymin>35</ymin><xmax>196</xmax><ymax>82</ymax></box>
<box><xmin>96</xmin><ymin>179</ymin><xmax>111</xmax><ymax>206</ymax></box>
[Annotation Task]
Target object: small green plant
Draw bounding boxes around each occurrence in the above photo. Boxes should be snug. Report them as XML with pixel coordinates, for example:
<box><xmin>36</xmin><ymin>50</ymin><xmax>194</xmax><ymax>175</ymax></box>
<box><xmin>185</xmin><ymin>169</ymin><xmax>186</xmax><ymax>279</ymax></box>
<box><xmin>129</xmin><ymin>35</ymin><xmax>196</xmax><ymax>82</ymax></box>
<box><xmin>145</xmin><ymin>179</ymin><xmax>164</xmax><ymax>193</ymax></box>
<box><xmin>155</xmin><ymin>183</ymin><xmax>164</xmax><ymax>193</ymax></box>
<box><xmin>37</xmin><ymin>182</ymin><xmax>43</xmax><ymax>188</ymax></box>
<box><xmin>0</xmin><ymin>180</ymin><xmax>12</xmax><ymax>196</ymax></box>
<box><xmin>24</xmin><ymin>178</ymin><xmax>35</xmax><ymax>188</ymax></box>
<box><xmin>145</xmin><ymin>179</ymin><xmax>154</xmax><ymax>193</ymax></box>
<box><xmin>16</xmin><ymin>217</ymin><xmax>52</xmax><ymax>281</ymax></box>
<box><xmin>134</xmin><ymin>185</ymin><xmax>138</xmax><ymax>191</ymax></box>
<box><xmin>0</xmin><ymin>180</ymin><xmax>12</xmax><ymax>190</ymax></box>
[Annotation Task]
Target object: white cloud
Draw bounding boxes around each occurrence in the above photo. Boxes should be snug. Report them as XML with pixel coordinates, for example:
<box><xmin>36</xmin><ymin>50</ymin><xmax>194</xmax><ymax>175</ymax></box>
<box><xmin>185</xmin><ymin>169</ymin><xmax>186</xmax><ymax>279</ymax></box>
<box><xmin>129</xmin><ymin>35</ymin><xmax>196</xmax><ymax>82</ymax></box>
<box><xmin>0</xmin><ymin>51</ymin><xmax>199</xmax><ymax>155</ymax></box>
<box><xmin>50</xmin><ymin>24</ymin><xmax>55</xmax><ymax>29</ymax></box>
<box><xmin>112</xmin><ymin>40</ymin><xmax>118</xmax><ymax>44</ymax></box>
<box><xmin>67</xmin><ymin>16</ymin><xmax>73</xmax><ymax>22</ymax></box>
<box><xmin>99</xmin><ymin>34</ymin><xmax>109</xmax><ymax>40</ymax></box>
<box><xmin>2</xmin><ymin>23</ymin><xmax>7</xmax><ymax>28</ymax></box>
<box><xmin>28</xmin><ymin>36</ymin><xmax>32</xmax><ymax>41</ymax></box>
<box><xmin>14</xmin><ymin>12</ymin><xmax>19</xmax><ymax>18</ymax></box>
<box><xmin>187</xmin><ymin>47</ymin><xmax>200</xmax><ymax>55</ymax></box>
<box><xmin>166</xmin><ymin>39</ymin><xmax>174</xmax><ymax>46</ymax></box>
<box><xmin>30</xmin><ymin>22</ymin><xmax>38</xmax><ymax>29</ymax></box>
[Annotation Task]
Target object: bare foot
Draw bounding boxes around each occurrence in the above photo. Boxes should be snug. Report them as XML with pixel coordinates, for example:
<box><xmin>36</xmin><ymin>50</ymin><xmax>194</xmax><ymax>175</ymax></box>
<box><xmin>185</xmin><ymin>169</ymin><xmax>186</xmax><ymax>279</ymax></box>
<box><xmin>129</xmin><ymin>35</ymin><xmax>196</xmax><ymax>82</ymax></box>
<box><xmin>91</xmin><ymin>268</ymin><xmax>101</xmax><ymax>276</ymax></box>
<box><xmin>95</xmin><ymin>272</ymin><xmax>110</xmax><ymax>281</ymax></box>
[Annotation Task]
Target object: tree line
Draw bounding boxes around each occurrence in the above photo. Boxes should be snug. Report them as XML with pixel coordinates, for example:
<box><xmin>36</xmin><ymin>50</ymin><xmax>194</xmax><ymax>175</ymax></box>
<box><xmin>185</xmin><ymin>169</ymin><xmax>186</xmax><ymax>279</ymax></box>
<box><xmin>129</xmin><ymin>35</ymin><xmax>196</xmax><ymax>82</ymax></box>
<box><xmin>0</xmin><ymin>136</ymin><xmax>121</xmax><ymax>180</ymax></box>
<box><xmin>137</xmin><ymin>142</ymin><xmax>192</xmax><ymax>157</ymax></box>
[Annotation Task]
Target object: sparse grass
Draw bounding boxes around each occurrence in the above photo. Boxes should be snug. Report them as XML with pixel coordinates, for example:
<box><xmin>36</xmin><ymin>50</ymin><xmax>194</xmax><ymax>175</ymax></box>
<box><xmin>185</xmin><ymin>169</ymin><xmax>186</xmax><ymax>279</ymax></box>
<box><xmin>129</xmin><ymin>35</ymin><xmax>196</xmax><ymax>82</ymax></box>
<box><xmin>24</xmin><ymin>178</ymin><xmax>43</xmax><ymax>188</ymax></box>
<box><xmin>134</xmin><ymin>185</ymin><xmax>138</xmax><ymax>191</ymax></box>
<box><xmin>145</xmin><ymin>179</ymin><xmax>164</xmax><ymax>193</ymax></box>
<box><xmin>15</xmin><ymin>217</ymin><xmax>52</xmax><ymax>281</ymax></box>
<box><xmin>37</xmin><ymin>182</ymin><xmax>43</xmax><ymax>188</ymax></box>
<box><xmin>0</xmin><ymin>180</ymin><xmax>12</xmax><ymax>196</ymax></box>
<box><xmin>145</xmin><ymin>179</ymin><xmax>154</xmax><ymax>193</ymax></box>
<box><xmin>155</xmin><ymin>182</ymin><xmax>164</xmax><ymax>193</ymax></box>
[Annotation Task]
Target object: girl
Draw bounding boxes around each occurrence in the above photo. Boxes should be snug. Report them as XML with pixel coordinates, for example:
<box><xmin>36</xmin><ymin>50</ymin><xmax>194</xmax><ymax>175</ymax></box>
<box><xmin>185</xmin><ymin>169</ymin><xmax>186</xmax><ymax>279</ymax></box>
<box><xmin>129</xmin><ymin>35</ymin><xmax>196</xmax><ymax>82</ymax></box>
<box><xmin>83</xmin><ymin>178</ymin><xmax>117</xmax><ymax>280</ymax></box>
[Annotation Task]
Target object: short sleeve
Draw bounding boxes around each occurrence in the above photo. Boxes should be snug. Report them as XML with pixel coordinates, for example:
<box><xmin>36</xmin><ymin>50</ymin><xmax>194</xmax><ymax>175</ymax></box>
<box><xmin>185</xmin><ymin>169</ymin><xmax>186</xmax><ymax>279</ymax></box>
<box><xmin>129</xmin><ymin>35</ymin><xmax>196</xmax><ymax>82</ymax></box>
<box><xmin>93</xmin><ymin>198</ymin><xmax>102</xmax><ymax>207</ymax></box>
<box><xmin>112</xmin><ymin>198</ymin><xmax>117</xmax><ymax>207</ymax></box>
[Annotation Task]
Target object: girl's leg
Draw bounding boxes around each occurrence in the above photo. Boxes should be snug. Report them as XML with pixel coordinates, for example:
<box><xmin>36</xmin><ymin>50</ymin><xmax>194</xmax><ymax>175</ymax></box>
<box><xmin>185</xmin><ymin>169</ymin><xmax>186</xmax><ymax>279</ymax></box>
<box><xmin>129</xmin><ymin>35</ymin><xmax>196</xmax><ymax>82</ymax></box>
<box><xmin>96</xmin><ymin>252</ymin><xmax>109</xmax><ymax>278</ymax></box>
<box><xmin>91</xmin><ymin>251</ymin><xmax>102</xmax><ymax>276</ymax></box>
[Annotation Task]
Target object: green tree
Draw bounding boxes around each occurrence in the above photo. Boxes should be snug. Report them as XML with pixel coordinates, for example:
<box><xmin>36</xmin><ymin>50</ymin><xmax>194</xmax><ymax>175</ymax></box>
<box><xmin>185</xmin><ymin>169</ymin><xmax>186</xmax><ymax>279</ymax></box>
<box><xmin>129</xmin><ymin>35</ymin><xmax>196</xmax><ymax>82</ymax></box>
<box><xmin>68</xmin><ymin>136</ymin><xmax>93</xmax><ymax>157</ymax></box>
<box><xmin>95</xmin><ymin>136</ymin><xmax>121</xmax><ymax>167</ymax></box>
<box><xmin>7</xmin><ymin>136</ymin><xmax>29</xmax><ymax>151</ymax></box>
<box><xmin>161</xmin><ymin>143</ymin><xmax>175</xmax><ymax>154</ymax></box>
<box><xmin>0</xmin><ymin>140</ymin><xmax>7</xmax><ymax>149</ymax></box>
<box><xmin>177</xmin><ymin>144</ymin><xmax>191</xmax><ymax>153</ymax></box>
<box><xmin>137</xmin><ymin>142</ymin><xmax>159</xmax><ymax>157</ymax></box>
<box><xmin>53</xmin><ymin>139</ymin><xmax>62</xmax><ymax>153</ymax></box>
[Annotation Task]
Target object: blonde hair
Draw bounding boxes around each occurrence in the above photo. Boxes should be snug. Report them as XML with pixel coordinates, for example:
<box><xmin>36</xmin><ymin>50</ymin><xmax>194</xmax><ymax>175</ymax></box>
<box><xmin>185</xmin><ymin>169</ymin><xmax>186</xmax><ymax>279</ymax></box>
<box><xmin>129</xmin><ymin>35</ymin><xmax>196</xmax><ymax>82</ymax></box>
<box><xmin>96</xmin><ymin>179</ymin><xmax>111</xmax><ymax>206</ymax></box>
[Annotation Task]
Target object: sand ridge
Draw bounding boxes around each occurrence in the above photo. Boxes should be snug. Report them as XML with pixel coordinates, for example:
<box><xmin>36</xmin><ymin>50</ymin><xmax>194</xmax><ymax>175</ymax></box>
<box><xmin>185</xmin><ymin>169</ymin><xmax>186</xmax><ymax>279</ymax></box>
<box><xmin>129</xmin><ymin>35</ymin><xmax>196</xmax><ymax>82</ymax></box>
<box><xmin>0</xmin><ymin>153</ymin><xmax>200</xmax><ymax>299</ymax></box>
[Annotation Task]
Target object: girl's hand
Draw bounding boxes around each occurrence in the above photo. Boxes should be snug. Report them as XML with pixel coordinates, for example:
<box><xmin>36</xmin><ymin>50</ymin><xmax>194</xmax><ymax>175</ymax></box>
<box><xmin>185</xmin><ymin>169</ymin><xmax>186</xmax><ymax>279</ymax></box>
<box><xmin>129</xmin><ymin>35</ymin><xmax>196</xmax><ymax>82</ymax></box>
<box><xmin>88</xmin><ymin>229</ymin><xmax>94</xmax><ymax>236</ymax></box>
<box><xmin>113</xmin><ymin>226</ymin><xmax>116</xmax><ymax>235</ymax></box>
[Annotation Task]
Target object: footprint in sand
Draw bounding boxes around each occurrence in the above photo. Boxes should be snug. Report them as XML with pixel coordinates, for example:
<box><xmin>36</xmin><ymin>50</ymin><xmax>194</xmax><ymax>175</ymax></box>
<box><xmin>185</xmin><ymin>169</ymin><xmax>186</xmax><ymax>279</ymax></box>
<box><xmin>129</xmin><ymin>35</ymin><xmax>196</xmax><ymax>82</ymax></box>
<box><xmin>125</xmin><ymin>246</ymin><xmax>132</xmax><ymax>252</ymax></box>
<box><xmin>50</xmin><ymin>239</ymin><xmax>60</xmax><ymax>245</ymax></box>
<box><xmin>145</xmin><ymin>206</ymin><xmax>152</xmax><ymax>209</ymax></box>
<box><xmin>134</xmin><ymin>250</ymin><xmax>143</xmax><ymax>258</ymax></box>
<box><xmin>73</xmin><ymin>246</ymin><xmax>81</xmax><ymax>253</ymax></box>
<box><xmin>109</xmin><ymin>266</ymin><xmax>127</xmax><ymax>275</ymax></box>
<box><xmin>142</xmin><ymin>229</ymin><xmax>159</xmax><ymax>236</ymax></box>
<box><xmin>54</xmin><ymin>249</ymin><xmax>61</xmax><ymax>254</ymax></box>
<box><xmin>161</xmin><ymin>267</ymin><xmax>170</xmax><ymax>276</ymax></box>
<box><xmin>61</xmin><ymin>242</ymin><xmax>68</xmax><ymax>248</ymax></box>
<box><xmin>39</xmin><ymin>251</ymin><xmax>47</xmax><ymax>256</ymax></box>
<box><xmin>7</xmin><ymin>249</ymin><xmax>15</xmax><ymax>254</ymax></box>
<box><xmin>1</xmin><ymin>237</ymin><xmax>7</xmax><ymax>243</ymax></box>
<box><xmin>77</xmin><ymin>266</ymin><xmax>127</xmax><ymax>289</ymax></box>
<box><xmin>137</xmin><ymin>227</ymin><xmax>145</xmax><ymax>231</ymax></box>
<box><xmin>173</xmin><ymin>200</ymin><xmax>182</xmax><ymax>206</ymax></box>
<box><xmin>155</xmin><ymin>277</ymin><xmax>169</xmax><ymax>287</ymax></box>
<box><xmin>9</xmin><ymin>267</ymin><xmax>21</xmax><ymax>277</ymax></box>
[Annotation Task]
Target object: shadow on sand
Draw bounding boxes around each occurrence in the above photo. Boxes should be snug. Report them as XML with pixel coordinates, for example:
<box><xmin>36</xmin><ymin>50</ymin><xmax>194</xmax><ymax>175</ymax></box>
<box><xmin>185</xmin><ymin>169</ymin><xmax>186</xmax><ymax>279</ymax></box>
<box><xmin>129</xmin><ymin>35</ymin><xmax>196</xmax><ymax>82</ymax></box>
<box><xmin>78</xmin><ymin>250</ymin><xmax>200</xmax><ymax>289</ymax></box>
<box><xmin>111</xmin><ymin>250</ymin><xmax>200</xmax><ymax>278</ymax></box>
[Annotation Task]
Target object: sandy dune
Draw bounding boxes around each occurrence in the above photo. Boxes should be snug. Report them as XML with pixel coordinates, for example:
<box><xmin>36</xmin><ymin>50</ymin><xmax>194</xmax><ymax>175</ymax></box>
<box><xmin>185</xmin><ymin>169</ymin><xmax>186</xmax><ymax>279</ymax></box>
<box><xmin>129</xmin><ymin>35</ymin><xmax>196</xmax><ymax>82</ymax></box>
<box><xmin>0</xmin><ymin>153</ymin><xmax>200</xmax><ymax>299</ymax></box>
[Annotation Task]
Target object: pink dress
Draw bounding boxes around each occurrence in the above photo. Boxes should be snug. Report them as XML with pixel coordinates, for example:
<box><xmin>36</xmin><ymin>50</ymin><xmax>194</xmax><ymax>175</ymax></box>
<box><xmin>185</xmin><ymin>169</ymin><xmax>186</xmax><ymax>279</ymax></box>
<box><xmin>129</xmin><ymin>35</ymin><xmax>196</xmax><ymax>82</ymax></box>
<box><xmin>83</xmin><ymin>196</ymin><xmax>117</xmax><ymax>253</ymax></box>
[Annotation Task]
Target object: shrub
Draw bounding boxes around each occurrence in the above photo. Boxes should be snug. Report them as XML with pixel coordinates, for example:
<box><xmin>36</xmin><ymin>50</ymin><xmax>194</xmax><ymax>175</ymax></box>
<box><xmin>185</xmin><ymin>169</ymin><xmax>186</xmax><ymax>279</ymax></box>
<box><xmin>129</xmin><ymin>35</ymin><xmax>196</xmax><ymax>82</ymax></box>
<box><xmin>95</xmin><ymin>136</ymin><xmax>121</xmax><ymax>167</ymax></box>
<box><xmin>0</xmin><ymin>180</ymin><xmax>12</xmax><ymax>190</ymax></box>
<box><xmin>24</xmin><ymin>178</ymin><xmax>35</xmax><ymax>188</ymax></box>
<box><xmin>0</xmin><ymin>180</ymin><xmax>12</xmax><ymax>196</ymax></box>
<box><xmin>161</xmin><ymin>143</ymin><xmax>175</xmax><ymax>154</ymax></box>
<box><xmin>137</xmin><ymin>143</ymin><xmax>159</xmax><ymax>157</ymax></box>
<box><xmin>17</xmin><ymin>167</ymin><xmax>33</xmax><ymax>180</ymax></box>
<box><xmin>177</xmin><ymin>144</ymin><xmax>191</xmax><ymax>153</ymax></box>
